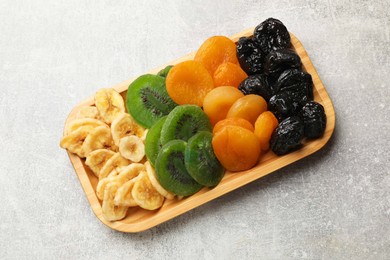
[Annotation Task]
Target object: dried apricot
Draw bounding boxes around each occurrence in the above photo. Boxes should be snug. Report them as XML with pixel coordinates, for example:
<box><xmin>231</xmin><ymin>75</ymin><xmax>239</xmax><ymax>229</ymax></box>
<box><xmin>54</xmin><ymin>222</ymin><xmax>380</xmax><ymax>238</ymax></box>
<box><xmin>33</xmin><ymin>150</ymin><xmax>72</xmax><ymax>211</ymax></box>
<box><xmin>166</xmin><ymin>60</ymin><xmax>214</xmax><ymax>107</ymax></box>
<box><xmin>194</xmin><ymin>36</ymin><xmax>239</xmax><ymax>75</ymax></box>
<box><xmin>203</xmin><ymin>86</ymin><xmax>244</xmax><ymax>126</ymax></box>
<box><xmin>254</xmin><ymin>111</ymin><xmax>279</xmax><ymax>151</ymax></box>
<box><xmin>213</xmin><ymin>117</ymin><xmax>254</xmax><ymax>135</ymax></box>
<box><xmin>212</xmin><ymin>125</ymin><xmax>261</xmax><ymax>172</ymax></box>
<box><xmin>213</xmin><ymin>62</ymin><xmax>248</xmax><ymax>88</ymax></box>
<box><xmin>226</xmin><ymin>94</ymin><xmax>268</xmax><ymax>125</ymax></box>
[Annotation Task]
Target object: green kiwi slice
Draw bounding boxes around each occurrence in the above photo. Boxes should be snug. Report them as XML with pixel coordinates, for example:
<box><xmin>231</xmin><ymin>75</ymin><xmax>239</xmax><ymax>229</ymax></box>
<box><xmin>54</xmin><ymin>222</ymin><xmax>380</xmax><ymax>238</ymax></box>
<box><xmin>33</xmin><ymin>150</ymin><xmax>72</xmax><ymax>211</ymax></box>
<box><xmin>126</xmin><ymin>74</ymin><xmax>177</xmax><ymax>128</ymax></box>
<box><xmin>157</xmin><ymin>65</ymin><xmax>173</xmax><ymax>78</ymax></box>
<box><xmin>145</xmin><ymin>116</ymin><xmax>167</xmax><ymax>167</ymax></box>
<box><xmin>155</xmin><ymin>140</ymin><xmax>203</xmax><ymax>196</ymax></box>
<box><xmin>160</xmin><ymin>105</ymin><xmax>212</xmax><ymax>145</ymax></box>
<box><xmin>185</xmin><ymin>131</ymin><xmax>224</xmax><ymax>187</ymax></box>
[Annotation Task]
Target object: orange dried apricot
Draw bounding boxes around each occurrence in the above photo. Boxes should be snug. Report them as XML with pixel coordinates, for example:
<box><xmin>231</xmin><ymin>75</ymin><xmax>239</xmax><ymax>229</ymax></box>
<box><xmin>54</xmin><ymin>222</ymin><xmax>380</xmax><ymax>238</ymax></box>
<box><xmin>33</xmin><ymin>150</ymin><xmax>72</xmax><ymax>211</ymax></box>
<box><xmin>194</xmin><ymin>36</ymin><xmax>239</xmax><ymax>75</ymax></box>
<box><xmin>212</xmin><ymin>125</ymin><xmax>261</xmax><ymax>172</ymax></box>
<box><xmin>203</xmin><ymin>86</ymin><xmax>244</xmax><ymax>126</ymax></box>
<box><xmin>166</xmin><ymin>60</ymin><xmax>214</xmax><ymax>107</ymax></box>
<box><xmin>213</xmin><ymin>62</ymin><xmax>248</xmax><ymax>88</ymax></box>
<box><xmin>213</xmin><ymin>117</ymin><xmax>254</xmax><ymax>135</ymax></box>
<box><xmin>254</xmin><ymin>111</ymin><xmax>279</xmax><ymax>151</ymax></box>
<box><xmin>226</xmin><ymin>94</ymin><xmax>267</xmax><ymax>125</ymax></box>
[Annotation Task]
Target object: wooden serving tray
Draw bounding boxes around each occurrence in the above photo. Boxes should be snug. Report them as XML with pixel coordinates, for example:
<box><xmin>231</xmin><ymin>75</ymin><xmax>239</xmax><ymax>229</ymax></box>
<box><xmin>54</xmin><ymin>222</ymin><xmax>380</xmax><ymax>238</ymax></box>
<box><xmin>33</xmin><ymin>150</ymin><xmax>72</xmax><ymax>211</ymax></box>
<box><xmin>63</xmin><ymin>28</ymin><xmax>335</xmax><ymax>232</ymax></box>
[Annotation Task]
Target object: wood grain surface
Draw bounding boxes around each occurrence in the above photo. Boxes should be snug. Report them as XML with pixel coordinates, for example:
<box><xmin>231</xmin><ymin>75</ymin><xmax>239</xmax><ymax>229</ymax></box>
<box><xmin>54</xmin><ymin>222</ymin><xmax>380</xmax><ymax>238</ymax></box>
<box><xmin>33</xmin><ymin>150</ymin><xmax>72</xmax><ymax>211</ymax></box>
<box><xmin>63</xmin><ymin>29</ymin><xmax>335</xmax><ymax>233</ymax></box>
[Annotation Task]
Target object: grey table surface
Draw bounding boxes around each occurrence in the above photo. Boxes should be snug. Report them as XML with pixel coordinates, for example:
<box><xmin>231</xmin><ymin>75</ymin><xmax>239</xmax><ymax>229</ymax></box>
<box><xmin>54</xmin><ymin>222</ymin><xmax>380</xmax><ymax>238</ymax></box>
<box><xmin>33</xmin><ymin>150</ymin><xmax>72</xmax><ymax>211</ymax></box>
<box><xmin>1</xmin><ymin>0</ymin><xmax>389</xmax><ymax>259</ymax></box>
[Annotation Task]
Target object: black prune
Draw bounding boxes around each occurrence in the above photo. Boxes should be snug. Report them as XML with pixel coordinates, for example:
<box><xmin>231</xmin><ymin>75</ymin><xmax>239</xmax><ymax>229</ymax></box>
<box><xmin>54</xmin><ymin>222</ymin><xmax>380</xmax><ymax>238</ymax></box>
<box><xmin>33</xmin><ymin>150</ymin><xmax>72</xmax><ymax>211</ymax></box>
<box><xmin>264</xmin><ymin>49</ymin><xmax>301</xmax><ymax>80</ymax></box>
<box><xmin>268</xmin><ymin>92</ymin><xmax>300</xmax><ymax>122</ymax></box>
<box><xmin>301</xmin><ymin>101</ymin><xmax>327</xmax><ymax>138</ymax></box>
<box><xmin>254</xmin><ymin>18</ymin><xmax>291</xmax><ymax>55</ymax></box>
<box><xmin>238</xmin><ymin>74</ymin><xmax>274</xmax><ymax>101</ymax></box>
<box><xmin>236</xmin><ymin>37</ymin><xmax>265</xmax><ymax>75</ymax></box>
<box><xmin>275</xmin><ymin>69</ymin><xmax>313</xmax><ymax>102</ymax></box>
<box><xmin>270</xmin><ymin>116</ymin><xmax>304</xmax><ymax>155</ymax></box>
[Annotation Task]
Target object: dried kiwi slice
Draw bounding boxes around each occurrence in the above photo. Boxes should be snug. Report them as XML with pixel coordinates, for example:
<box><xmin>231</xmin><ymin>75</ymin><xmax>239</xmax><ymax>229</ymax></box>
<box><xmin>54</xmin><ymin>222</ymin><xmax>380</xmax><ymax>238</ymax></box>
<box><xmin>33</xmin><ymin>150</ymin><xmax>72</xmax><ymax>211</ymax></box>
<box><xmin>185</xmin><ymin>131</ymin><xmax>224</xmax><ymax>187</ymax></box>
<box><xmin>126</xmin><ymin>74</ymin><xmax>177</xmax><ymax>128</ymax></box>
<box><xmin>155</xmin><ymin>140</ymin><xmax>203</xmax><ymax>196</ymax></box>
<box><xmin>145</xmin><ymin>116</ymin><xmax>167</xmax><ymax>167</ymax></box>
<box><xmin>160</xmin><ymin>105</ymin><xmax>212</xmax><ymax>145</ymax></box>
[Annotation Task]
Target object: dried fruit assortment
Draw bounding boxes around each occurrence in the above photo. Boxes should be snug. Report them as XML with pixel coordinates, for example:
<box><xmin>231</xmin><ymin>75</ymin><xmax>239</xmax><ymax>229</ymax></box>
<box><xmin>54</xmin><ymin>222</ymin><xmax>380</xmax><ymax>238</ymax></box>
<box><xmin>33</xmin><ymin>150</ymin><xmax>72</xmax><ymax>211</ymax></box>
<box><xmin>60</xmin><ymin>17</ymin><xmax>328</xmax><ymax>222</ymax></box>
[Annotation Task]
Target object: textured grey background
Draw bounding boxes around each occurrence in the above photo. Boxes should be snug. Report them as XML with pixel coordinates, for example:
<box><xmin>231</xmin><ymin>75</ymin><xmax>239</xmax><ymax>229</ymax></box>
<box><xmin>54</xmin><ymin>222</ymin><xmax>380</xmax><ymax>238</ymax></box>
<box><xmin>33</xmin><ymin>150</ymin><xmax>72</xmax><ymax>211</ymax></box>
<box><xmin>0</xmin><ymin>0</ymin><xmax>389</xmax><ymax>259</ymax></box>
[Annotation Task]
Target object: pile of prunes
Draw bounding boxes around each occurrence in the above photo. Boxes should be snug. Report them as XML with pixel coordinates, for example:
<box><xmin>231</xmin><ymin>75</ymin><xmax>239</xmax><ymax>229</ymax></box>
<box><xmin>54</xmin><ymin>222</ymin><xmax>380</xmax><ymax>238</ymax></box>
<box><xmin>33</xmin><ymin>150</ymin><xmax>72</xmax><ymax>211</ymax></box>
<box><xmin>236</xmin><ymin>18</ymin><xmax>327</xmax><ymax>155</ymax></box>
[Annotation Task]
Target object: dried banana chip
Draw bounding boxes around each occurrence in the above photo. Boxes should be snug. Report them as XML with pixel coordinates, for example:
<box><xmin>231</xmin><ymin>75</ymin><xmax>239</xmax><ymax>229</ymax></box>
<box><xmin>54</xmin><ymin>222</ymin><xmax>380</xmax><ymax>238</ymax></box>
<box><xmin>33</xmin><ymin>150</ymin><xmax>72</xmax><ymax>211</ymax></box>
<box><xmin>76</xmin><ymin>106</ymin><xmax>101</xmax><ymax>120</ymax></box>
<box><xmin>95</xmin><ymin>88</ymin><xmax>125</xmax><ymax>124</ymax></box>
<box><xmin>96</xmin><ymin>163</ymin><xmax>145</xmax><ymax>200</ymax></box>
<box><xmin>106</xmin><ymin>166</ymin><xmax>126</xmax><ymax>178</ymax></box>
<box><xmin>111</xmin><ymin>113</ymin><xmax>145</xmax><ymax>146</ymax></box>
<box><xmin>99</xmin><ymin>153</ymin><xmax>130</xmax><ymax>180</ymax></box>
<box><xmin>114</xmin><ymin>176</ymin><xmax>141</xmax><ymax>207</ymax></box>
<box><xmin>66</xmin><ymin>118</ymin><xmax>107</xmax><ymax>134</ymax></box>
<box><xmin>119</xmin><ymin>135</ymin><xmax>145</xmax><ymax>162</ymax></box>
<box><xmin>113</xmin><ymin>163</ymin><xmax>145</xmax><ymax>183</ymax></box>
<box><xmin>82</xmin><ymin>125</ymin><xmax>116</xmax><ymax>156</ymax></box>
<box><xmin>132</xmin><ymin>172</ymin><xmax>164</xmax><ymax>210</ymax></box>
<box><xmin>60</xmin><ymin>126</ymin><xmax>92</xmax><ymax>158</ymax></box>
<box><xmin>102</xmin><ymin>182</ymin><xmax>128</xmax><ymax>221</ymax></box>
<box><xmin>96</xmin><ymin>166</ymin><xmax>126</xmax><ymax>200</ymax></box>
<box><xmin>85</xmin><ymin>149</ymin><xmax>116</xmax><ymax>177</ymax></box>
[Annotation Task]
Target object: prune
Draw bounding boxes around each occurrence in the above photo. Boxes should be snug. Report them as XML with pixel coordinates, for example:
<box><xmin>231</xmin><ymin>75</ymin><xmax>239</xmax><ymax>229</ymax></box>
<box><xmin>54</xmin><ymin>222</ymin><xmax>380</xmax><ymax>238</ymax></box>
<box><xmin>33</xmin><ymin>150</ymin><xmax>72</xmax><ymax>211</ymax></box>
<box><xmin>275</xmin><ymin>69</ymin><xmax>313</xmax><ymax>102</ymax></box>
<box><xmin>264</xmin><ymin>49</ymin><xmax>301</xmax><ymax>80</ymax></box>
<box><xmin>236</xmin><ymin>37</ymin><xmax>265</xmax><ymax>75</ymax></box>
<box><xmin>254</xmin><ymin>18</ymin><xmax>291</xmax><ymax>55</ymax></box>
<box><xmin>268</xmin><ymin>92</ymin><xmax>300</xmax><ymax>122</ymax></box>
<box><xmin>301</xmin><ymin>101</ymin><xmax>326</xmax><ymax>138</ymax></box>
<box><xmin>238</xmin><ymin>74</ymin><xmax>274</xmax><ymax>101</ymax></box>
<box><xmin>270</xmin><ymin>116</ymin><xmax>304</xmax><ymax>155</ymax></box>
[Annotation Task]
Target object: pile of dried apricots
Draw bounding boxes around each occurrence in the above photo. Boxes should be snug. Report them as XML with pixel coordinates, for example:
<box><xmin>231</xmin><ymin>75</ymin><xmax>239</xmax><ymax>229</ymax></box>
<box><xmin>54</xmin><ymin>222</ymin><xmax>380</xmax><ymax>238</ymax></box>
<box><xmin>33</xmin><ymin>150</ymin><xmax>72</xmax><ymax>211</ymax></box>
<box><xmin>62</xmin><ymin>18</ymin><xmax>328</xmax><ymax>215</ymax></box>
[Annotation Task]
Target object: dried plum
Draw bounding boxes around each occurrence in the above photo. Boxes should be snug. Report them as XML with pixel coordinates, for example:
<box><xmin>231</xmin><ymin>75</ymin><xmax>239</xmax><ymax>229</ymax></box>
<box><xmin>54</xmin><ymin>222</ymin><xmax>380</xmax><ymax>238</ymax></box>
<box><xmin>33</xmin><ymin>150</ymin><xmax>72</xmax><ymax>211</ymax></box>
<box><xmin>238</xmin><ymin>74</ymin><xmax>274</xmax><ymax>101</ymax></box>
<box><xmin>268</xmin><ymin>92</ymin><xmax>300</xmax><ymax>122</ymax></box>
<box><xmin>254</xmin><ymin>18</ymin><xmax>291</xmax><ymax>55</ymax></box>
<box><xmin>275</xmin><ymin>69</ymin><xmax>313</xmax><ymax>102</ymax></box>
<box><xmin>264</xmin><ymin>49</ymin><xmax>301</xmax><ymax>80</ymax></box>
<box><xmin>301</xmin><ymin>101</ymin><xmax>326</xmax><ymax>138</ymax></box>
<box><xmin>270</xmin><ymin>116</ymin><xmax>304</xmax><ymax>155</ymax></box>
<box><xmin>236</xmin><ymin>37</ymin><xmax>265</xmax><ymax>75</ymax></box>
